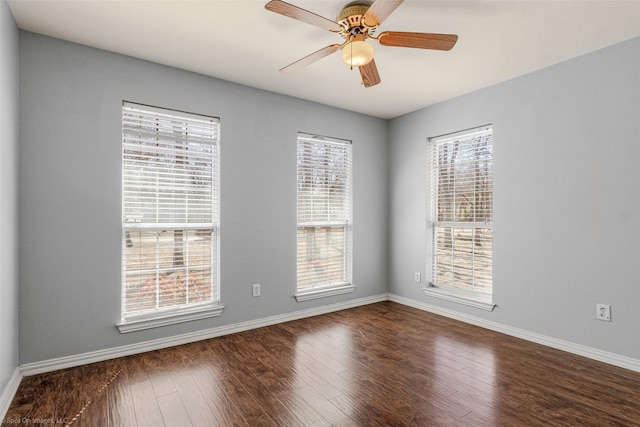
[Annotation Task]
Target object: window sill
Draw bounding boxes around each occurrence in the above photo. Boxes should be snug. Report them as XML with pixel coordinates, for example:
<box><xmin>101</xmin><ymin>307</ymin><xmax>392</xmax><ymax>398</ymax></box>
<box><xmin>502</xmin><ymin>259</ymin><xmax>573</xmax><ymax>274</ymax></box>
<box><xmin>295</xmin><ymin>283</ymin><xmax>355</xmax><ymax>302</ymax></box>
<box><xmin>117</xmin><ymin>304</ymin><xmax>224</xmax><ymax>333</ymax></box>
<box><xmin>423</xmin><ymin>286</ymin><xmax>495</xmax><ymax>311</ymax></box>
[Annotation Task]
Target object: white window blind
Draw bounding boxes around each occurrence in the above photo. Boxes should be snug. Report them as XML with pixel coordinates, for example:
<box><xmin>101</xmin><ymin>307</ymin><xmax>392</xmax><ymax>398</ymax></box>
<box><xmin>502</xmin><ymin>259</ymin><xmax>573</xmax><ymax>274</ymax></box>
<box><xmin>297</xmin><ymin>133</ymin><xmax>352</xmax><ymax>291</ymax></box>
<box><xmin>122</xmin><ymin>102</ymin><xmax>220</xmax><ymax>322</ymax></box>
<box><xmin>428</xmin><ymin>125</ymin><xmax>493</xmax><ymax>295</ymax></box>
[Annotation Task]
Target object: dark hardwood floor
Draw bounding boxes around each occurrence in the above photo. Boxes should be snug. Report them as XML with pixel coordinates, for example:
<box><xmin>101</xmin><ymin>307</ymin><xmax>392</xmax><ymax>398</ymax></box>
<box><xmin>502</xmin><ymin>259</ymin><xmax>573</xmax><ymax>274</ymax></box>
<box><xmin>4</xmin><ymin>301</ymin><xmax>640</xmax><ymax>426</ymax></box>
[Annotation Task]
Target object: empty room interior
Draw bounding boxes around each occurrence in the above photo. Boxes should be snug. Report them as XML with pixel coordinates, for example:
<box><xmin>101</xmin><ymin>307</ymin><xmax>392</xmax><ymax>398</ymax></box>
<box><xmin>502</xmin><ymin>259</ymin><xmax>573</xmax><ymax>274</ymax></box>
<box><xmin>2</xmin><ymin>0</ymin><xmax>640</xmax><ymax>425</ymax></box>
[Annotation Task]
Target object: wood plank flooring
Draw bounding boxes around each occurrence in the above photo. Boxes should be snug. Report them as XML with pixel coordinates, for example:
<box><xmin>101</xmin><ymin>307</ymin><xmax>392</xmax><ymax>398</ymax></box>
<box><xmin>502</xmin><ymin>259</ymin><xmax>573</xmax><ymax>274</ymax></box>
<box><xmin>4</xmin><ymin>301</ymin><xmax>640</xmax><ymax>426</ymax></box>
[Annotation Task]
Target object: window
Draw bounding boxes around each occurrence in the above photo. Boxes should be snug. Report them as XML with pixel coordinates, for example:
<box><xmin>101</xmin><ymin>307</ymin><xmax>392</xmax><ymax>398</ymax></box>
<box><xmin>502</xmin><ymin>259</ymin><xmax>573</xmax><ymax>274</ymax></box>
<box><xmin>296</xmin><ymin>133</ymin><xmax>353</xmax><ymax>301</ymax></box>
<box><xmin>426</xmin><ymin>125</ymin><xmax>494</xmax><ymax>310</ymax></box>
<box><xmin>119</xmin><ymin>102</ymin><xmax>222</xmax><ymax>332</ymax></box>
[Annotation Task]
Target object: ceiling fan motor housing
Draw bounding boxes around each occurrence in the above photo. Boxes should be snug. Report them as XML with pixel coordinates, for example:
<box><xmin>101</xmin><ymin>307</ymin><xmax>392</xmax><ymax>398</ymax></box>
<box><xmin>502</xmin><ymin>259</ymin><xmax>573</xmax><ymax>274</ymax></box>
<box><xmin>337</xmin><ymin>4</ymin><xmax>377</xmax><ymax>38</ymax></box>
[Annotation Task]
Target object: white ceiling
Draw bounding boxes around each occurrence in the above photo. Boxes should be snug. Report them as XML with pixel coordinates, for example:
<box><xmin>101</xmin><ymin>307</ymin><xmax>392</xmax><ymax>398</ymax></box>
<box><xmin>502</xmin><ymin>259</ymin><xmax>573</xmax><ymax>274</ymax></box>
<box><xmin>7</xmin><ymin>0</ymin><xmax>640</xmax><ymax>119</ymax></box>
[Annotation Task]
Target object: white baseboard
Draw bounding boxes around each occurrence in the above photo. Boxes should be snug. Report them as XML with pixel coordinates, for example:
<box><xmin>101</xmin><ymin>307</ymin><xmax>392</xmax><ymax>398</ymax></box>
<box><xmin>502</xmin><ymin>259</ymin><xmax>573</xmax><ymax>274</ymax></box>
<box><xmin>20</xmin><ymin>294</ymin><xmax>388</xmax><ymax>377</ymax></box>
<box><xmin>388</xmin><ymin>293</ymin><xmax>640</xmax><ymax>374</ymax></box>
<box><xmin>0</xmin><ymin>368</ymin><xmax>22</xmax><ymax>421</ymax></box>
<box><xmin>16</xmin><ymin>291</ymin><xmax>640</xmax><ymax>381</ymax></box>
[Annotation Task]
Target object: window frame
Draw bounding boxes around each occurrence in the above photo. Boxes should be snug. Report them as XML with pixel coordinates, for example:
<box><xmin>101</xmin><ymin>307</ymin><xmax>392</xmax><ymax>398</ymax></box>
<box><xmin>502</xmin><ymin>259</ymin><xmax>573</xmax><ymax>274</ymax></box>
<box><xmin>118</xmin><ymin>101</ymin><xmax>223</xmax><ymax>333</ymax></box>
<box><xmin>425</xmin><ymin>125</ymin><xmax>495</xmax><ymax>311</ymax></box>
<box><xmin>295</xmin><ymin>133</ymin><xmax>354</xmax><ymax>301</ymax></box>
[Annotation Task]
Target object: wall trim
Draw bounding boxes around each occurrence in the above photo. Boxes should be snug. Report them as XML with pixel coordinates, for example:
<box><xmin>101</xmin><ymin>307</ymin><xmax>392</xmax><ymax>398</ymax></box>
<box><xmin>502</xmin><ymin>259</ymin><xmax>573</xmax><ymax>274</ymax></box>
<box><xmin>388</xmin><ymin>293</ymin><xmax>640</xmax><ymax>374</ymax></box>
<box><xmin>295</xmin><ymin>284</ymin><xmax>355</xmax><ymax>302</ymax></box>
<box><xmin>19</xmin><ymin>294</ymin><xmax>387</xmax><ymax>377</ymax></box>
<box><xmin>0</xmin><ymin>368</ymin><xmax>22</xmax><ymax>421</ymax></box>
<box><xmin>13</xmin><ymin>292</ymin><xmax>640</xmax><ymax>388</ymax></box>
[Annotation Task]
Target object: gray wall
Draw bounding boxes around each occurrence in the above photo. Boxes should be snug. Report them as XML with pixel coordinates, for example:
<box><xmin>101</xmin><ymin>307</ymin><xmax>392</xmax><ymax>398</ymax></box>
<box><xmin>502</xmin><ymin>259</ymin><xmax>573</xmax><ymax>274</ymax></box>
<box><xmin>0</xmin><ymin>0</ymin><xmax>19</xmax><ymax>394</ymax></box>
<box><xmin>389</xmin><ymin>36</ymin><xmax>640</xmax><ymax>360</ymax></box>
<box><xmin>18</xmin><ymin>32</ymin><xmax>389</xmax><ymax>364</ymax></box>
<box><xmin>14</xmin><ymin>25</ymin><xmax>640</xmax><ymax>366</ymax></box>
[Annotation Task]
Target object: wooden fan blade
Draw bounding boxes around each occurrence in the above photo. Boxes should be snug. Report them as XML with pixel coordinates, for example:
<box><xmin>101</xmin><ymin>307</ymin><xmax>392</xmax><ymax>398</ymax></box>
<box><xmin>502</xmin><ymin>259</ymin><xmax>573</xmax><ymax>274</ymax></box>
<box><xmin>363</xmin><ymin>0</ymin><xmax>404</xmax><ymax>27</ymax></box>
<box><xmin>280</xmin><ymin>44</ymin><xmax>341</xmax><ymax>73</ymax></box>
<box><xmin>359</xmin><ymin>59</ymin><xmax>381</xmax><ymax>88</ymax></box>
<box><xmin>265</xmin><ymin>0</ymin><xmax>341</xmax><ymax>32</ymax></box>
<box><xmin>378</xmin><ymin>31</ymin><xmax>458</xmax><ymax>50</ymax></box>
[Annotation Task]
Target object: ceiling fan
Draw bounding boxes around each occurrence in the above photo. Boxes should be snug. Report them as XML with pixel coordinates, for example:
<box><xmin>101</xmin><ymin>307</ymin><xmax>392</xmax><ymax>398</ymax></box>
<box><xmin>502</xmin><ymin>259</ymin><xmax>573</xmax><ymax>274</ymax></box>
<box><xmin>265</xmin><ymin>0</ymin><xmax>458</xmax><ymax>87</ymax></box>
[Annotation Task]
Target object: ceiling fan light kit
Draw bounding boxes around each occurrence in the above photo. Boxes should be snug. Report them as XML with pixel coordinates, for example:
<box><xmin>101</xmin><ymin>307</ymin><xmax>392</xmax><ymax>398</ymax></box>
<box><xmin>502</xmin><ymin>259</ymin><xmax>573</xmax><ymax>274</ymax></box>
<box><xmin>342</xmin><ymin>34</ymin><xmax>374</xmax><ymax>67</ymax></box>
<box><xmin>265</xmin><ymin>0</ymin><xmax>458</xmax><ymax>88</ymax></box>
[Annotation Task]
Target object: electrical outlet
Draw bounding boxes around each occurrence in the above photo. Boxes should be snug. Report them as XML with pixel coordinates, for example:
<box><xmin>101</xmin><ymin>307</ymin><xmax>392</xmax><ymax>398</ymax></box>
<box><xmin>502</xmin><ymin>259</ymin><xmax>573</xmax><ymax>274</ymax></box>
<box><xmin>252</xmin><ymin>283</ymin><xmax>261</xmax><ymax>297</ymax></box>
<box><xmin>414</xmin><ymin>272</ymin><xmax>421</xmax><ymax>283</ymax></box>
<box><xmin>596</xmin><ymin>304</ymin><xmax>611</xmax><ymax>321</ymax></box>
